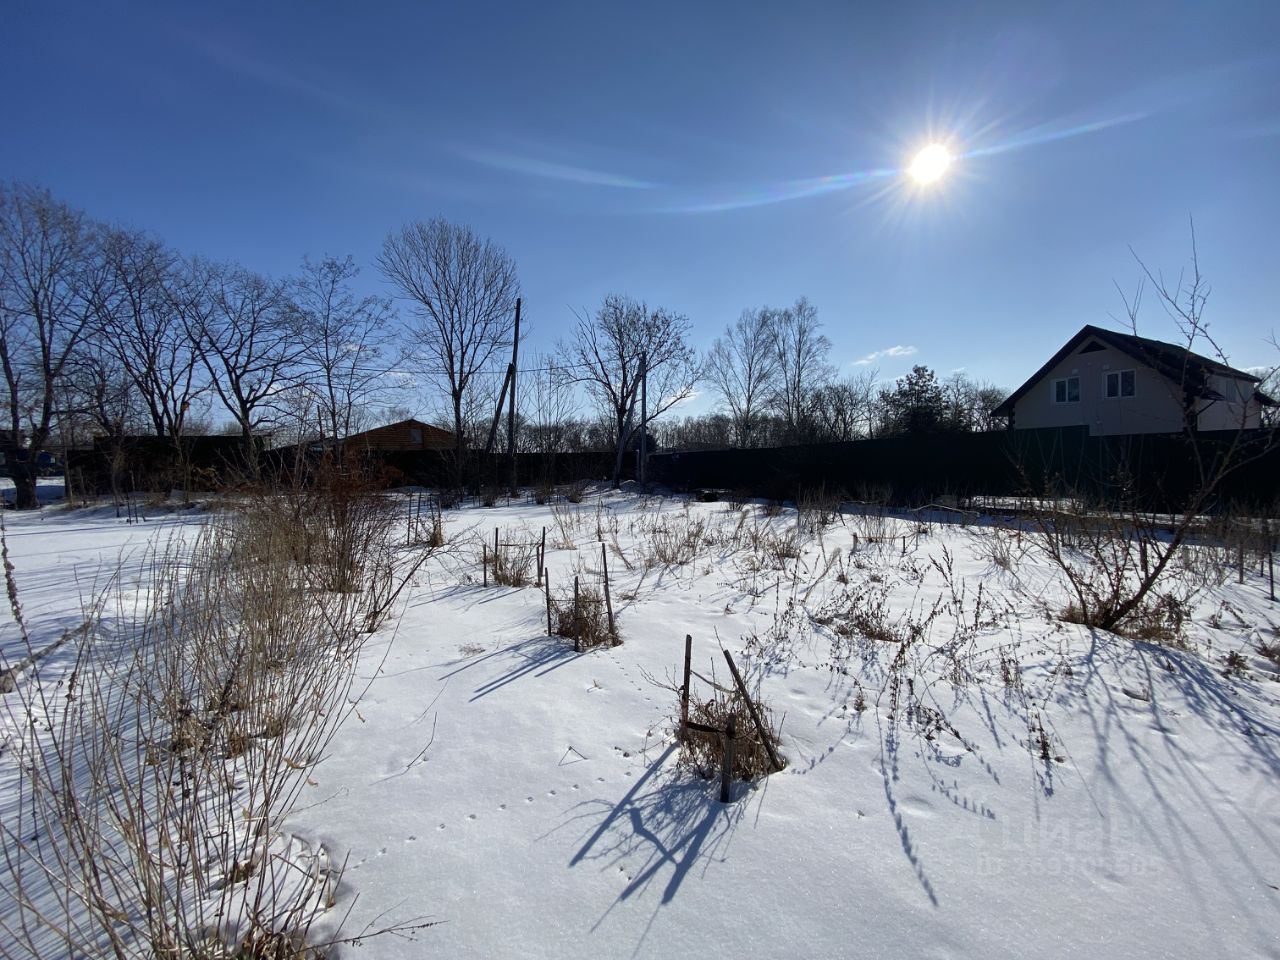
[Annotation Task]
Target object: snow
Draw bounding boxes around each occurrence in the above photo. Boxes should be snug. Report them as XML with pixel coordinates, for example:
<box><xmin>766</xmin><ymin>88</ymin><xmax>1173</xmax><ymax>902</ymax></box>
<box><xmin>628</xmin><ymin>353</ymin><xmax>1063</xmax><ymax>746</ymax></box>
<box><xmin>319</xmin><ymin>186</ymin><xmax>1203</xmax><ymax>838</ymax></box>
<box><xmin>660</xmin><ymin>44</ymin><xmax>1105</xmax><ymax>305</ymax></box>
<box><xmin>3</xmin><ymin>491</ymin><xmax>1279</xmax><ymax>959</ymax></box>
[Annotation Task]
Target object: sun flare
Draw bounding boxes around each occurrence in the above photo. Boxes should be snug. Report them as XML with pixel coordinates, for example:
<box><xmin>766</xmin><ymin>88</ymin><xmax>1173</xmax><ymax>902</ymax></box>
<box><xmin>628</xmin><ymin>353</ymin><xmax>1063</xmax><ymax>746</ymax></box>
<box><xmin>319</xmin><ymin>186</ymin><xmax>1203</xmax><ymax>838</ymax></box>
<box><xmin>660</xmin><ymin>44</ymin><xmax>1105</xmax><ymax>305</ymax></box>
<box><xmin>908</xmin><ymin>144</ymin><xmax>953</xmax><ymax>185</ymax></box>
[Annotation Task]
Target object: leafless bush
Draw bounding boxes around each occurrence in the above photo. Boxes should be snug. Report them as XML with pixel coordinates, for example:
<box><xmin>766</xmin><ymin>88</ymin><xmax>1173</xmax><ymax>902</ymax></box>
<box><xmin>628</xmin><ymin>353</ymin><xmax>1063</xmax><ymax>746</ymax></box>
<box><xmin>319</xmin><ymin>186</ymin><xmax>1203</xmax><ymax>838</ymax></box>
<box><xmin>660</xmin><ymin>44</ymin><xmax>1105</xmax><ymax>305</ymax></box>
<box><xmin>565</xmin><ymin>479</ymin><xmax>589</xmax><ymax>504</ymax></box>
<box><xmin>643</xmin><ymin>509</ymin><xmax>708</xmax><ymax>567</ymax></box>
<box><xmin>797</xmin><ymin>484</ymin><xmax>844</xmax><ymax>534</ymax></box>
<box><xmin>766</xmin><ymin>527</ymin><xmax>805</xmax><ymax>564</ymax></box>
<box><xmin>1027</xmin><ymin>498</ymin><xmax>1206</xmax><ymax>642</ymax></box>
<box><xmin>972</xmin><ymin>523</ymin><xmax>1025</xmax><ymax>572</ymax></box>
<box><xmin>549</xmin><ymin>500</ymin><xmax>583</xmax><ymax>549</ymax></box>
<box><xmin>848</xmin><ymin>505</ymin><xmax>893</xmax><ymax>545</ymax></box>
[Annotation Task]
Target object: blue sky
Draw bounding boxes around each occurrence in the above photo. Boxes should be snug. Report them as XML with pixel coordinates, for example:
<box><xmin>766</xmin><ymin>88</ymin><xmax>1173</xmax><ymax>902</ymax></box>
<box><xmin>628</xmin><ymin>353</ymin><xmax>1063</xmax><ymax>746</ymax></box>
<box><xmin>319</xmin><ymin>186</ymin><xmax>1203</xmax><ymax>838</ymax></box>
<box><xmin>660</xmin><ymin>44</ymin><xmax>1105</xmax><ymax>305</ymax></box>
<box><xmin>3</xmin><ymin>1</ymin><xmax>1278</xmax><ymax>409</ymax></box>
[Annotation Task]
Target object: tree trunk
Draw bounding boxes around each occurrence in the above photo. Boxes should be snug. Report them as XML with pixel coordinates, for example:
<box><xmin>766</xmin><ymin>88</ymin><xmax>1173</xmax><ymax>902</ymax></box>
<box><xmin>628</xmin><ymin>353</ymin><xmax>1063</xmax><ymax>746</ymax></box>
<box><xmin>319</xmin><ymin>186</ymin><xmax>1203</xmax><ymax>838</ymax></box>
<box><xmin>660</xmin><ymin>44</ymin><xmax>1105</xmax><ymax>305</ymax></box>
<box><xmin>12</xmin><ymin>461</ymin><xmax>39</xmax><ymax>510</ymax></box>
<box><xmin>452</xmin><ymin>391</ymin><xmax>466</xmax><ymax>490</ymax></box>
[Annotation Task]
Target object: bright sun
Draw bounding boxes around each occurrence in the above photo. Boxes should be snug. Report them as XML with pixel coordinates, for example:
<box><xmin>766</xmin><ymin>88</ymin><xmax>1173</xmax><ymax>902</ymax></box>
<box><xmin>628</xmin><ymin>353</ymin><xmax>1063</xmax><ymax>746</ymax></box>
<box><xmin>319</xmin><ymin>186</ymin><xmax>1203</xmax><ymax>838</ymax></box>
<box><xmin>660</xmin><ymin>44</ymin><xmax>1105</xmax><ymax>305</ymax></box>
<box><xmin>908</xmin><ymin>144</ymin><xmax>953</xmax><ymax>184</ymax></box>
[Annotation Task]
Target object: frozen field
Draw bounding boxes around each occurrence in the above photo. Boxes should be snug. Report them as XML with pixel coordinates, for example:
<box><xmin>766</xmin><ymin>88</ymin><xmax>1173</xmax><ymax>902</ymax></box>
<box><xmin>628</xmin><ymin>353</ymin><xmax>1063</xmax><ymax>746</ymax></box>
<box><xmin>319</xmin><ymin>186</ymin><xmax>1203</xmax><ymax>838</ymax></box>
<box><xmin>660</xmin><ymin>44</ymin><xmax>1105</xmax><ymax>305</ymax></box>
<box><xmin>3</xmin><ymin>488</ymin><xmax>1278</xmax><ymax>959</ymax></box>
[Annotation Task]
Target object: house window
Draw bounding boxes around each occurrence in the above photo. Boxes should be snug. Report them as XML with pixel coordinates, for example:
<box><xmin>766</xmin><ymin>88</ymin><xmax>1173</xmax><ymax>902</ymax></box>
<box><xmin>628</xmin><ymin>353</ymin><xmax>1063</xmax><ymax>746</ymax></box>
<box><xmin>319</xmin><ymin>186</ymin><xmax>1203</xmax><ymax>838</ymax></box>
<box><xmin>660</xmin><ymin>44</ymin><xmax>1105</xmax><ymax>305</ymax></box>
<box><xmin>1052</xmin><ymin>377</ymin><xmax>1080</xmax><ymax>403</ymax></box>
<box><xmin>1104</xmin><ymin>370</ymin><xmax>1135</xmax><ymax>398</ymax></box>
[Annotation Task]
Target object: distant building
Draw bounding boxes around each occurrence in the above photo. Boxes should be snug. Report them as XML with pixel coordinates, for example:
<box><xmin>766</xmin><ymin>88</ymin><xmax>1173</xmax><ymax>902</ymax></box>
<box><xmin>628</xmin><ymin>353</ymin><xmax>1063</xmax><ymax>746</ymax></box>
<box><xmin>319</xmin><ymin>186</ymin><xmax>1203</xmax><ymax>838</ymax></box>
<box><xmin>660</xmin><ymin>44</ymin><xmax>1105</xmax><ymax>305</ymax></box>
<box><xmin>335</xmin><ymin>418</ymin><xmax>456</xmax><ymax>455</ymax></box>
<box><xmin>991</xmin><ymin>325</ymin><xmax>1275</xmax><ymax>435</ymax></box>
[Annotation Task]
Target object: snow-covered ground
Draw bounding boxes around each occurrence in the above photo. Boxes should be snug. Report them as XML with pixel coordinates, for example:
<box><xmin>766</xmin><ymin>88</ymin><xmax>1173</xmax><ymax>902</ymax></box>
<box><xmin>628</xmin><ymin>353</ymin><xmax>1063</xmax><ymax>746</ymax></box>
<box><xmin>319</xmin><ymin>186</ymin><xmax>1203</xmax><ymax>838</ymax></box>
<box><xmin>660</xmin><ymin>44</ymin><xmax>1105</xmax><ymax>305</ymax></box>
<box><xmin>3</xmin><ymin>490</ymin><xmax>1279</xmax><ymax>959</ymax></box>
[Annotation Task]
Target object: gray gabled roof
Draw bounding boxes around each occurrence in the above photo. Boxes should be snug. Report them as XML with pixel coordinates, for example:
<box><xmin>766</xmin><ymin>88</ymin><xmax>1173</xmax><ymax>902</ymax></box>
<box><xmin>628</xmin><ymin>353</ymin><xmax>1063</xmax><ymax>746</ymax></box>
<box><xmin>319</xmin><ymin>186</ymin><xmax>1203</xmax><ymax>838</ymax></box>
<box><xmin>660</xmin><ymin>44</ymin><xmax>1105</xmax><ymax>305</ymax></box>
<box><xmin>991</xmin><ymin>324</ymin><xmax>1272</xmax><ymax>417</ymax></box>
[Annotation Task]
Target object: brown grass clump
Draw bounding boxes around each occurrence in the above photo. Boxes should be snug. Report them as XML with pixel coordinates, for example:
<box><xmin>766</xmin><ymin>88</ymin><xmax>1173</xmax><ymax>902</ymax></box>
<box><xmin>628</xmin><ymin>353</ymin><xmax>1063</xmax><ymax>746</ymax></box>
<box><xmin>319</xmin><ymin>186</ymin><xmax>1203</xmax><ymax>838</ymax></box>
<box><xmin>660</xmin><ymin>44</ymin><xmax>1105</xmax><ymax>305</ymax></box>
<box><xmin>553</xmin><ymin>585</ymin><xmax>617</xmax><ymax>649</ymax></box>
<box><xmin>491</xmin><ymin>538</ymin><xmax>537</xmax><ymax>587</ymax></box>
<box><xmin>678</xmin><ymin>682</ymin><xmax>784</xmax><ymax>782</ymax></box>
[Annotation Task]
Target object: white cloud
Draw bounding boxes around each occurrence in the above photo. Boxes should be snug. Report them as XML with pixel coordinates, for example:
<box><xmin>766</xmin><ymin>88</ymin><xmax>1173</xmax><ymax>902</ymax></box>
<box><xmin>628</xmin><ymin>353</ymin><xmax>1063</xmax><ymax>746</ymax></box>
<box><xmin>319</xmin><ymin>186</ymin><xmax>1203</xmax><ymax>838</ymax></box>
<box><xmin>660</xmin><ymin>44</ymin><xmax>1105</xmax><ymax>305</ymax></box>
<box><xmin>853</xmin><ymin>344</ymin><xmax>917</xmax><ymax>366</ymax></box>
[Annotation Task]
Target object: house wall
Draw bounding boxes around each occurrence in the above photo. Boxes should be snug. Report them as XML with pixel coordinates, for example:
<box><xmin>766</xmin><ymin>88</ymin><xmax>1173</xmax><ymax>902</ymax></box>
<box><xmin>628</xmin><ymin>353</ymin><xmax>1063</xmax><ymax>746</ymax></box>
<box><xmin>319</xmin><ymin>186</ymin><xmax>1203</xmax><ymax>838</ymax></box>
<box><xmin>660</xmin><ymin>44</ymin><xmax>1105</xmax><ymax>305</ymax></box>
<box><xmin>1196</xmin><ymin>375</ymin><xmax>1262</xmax><ymax>431</ymax></box>
<box><xmin>1011</xmin><ymin>343</ymin><xmax>1187</xmax><ymax>435</ymax></box>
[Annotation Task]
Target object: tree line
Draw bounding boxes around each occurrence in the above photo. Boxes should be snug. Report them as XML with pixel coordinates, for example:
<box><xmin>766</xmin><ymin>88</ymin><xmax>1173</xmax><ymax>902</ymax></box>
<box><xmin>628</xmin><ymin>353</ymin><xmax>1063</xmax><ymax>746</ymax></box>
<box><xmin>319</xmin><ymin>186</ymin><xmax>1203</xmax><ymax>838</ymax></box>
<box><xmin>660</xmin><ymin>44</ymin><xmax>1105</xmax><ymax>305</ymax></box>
<box><xmin>0</xmin><ymin>181</ymin><xmax>1007</xmax><ymax>508</ymax></box>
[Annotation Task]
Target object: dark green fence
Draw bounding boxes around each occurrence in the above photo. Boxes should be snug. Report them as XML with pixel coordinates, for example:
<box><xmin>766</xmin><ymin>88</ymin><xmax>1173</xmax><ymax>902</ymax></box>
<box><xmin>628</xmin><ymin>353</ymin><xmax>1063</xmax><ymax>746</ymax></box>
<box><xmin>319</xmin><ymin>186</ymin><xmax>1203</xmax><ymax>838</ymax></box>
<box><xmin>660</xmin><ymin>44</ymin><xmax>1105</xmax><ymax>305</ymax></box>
<box><xmin>648</xmin><ymin>427</ymin><xmax>1280</xmax><ymax>512</ymax></box>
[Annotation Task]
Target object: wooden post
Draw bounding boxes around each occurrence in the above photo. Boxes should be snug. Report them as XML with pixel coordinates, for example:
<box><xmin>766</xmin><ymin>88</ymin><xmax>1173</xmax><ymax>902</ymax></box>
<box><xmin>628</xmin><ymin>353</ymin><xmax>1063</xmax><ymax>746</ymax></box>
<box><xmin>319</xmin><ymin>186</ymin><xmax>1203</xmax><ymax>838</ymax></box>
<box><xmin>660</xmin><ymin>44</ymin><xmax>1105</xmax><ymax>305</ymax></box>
<box><xmin>723</xmin><ymin>649</ymin><xmax>784</xmax><ymax>772</ymax></box>
<box><xmin>573</xmin><ymin>575</ymin><xmax>581</xmax><ymax>652</ymax></box>
<box><xmin>681</xmin><ymin>634</ymin><xmax>692</xmax><ymax>738</ymax></box>
<box><xmin>482</xmin><ymin>543</ymin><xmax>488</xmax><ymax>587</ymax></box>
<box><xmin>1269</xmin><ymin>538</ymin><xmax>1275</xmax><ymax>603</ymax></box>
<box><xmin>545</xmin><ymin>568</ymin><xmax>553</xmax><ymax>635</ymax></box>
<box><xmin>1238</xmin><ymin>542</ymin><xmax>1245</xmax><ymax>584</ymax></box>
<box><xmin>719</xmin><ymin>715</ymin><xmax>736</xmax><ymax>804</ymax></box>
<box><xmin>601</xmin><ymin>543</ymin><xmax>616</xmax><ymax>642</ymax></box>
<box><xmin>1139</xmin><ymin>538</ymin><xmax>1148</xmax><ymax>579</ymax></box>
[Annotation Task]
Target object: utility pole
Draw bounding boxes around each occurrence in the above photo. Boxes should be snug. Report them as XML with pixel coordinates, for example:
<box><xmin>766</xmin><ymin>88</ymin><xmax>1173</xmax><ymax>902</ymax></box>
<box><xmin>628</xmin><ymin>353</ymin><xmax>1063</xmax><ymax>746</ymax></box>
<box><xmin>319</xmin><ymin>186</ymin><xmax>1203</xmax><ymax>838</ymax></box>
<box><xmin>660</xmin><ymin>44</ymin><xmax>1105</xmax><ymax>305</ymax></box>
<box><xmin>484</xmin><ymin>364</ymin><xmax>513</xmax><ymax>456</ymax></box>
<box><xmin>507</xmin><ymin>297</ymin><xmax>521</xmax><ymax>493</ymax></box>
<box><xmin>638</xmin><ymin>351</ymin><xmax>648</xmax><ymax>487</ymax></box>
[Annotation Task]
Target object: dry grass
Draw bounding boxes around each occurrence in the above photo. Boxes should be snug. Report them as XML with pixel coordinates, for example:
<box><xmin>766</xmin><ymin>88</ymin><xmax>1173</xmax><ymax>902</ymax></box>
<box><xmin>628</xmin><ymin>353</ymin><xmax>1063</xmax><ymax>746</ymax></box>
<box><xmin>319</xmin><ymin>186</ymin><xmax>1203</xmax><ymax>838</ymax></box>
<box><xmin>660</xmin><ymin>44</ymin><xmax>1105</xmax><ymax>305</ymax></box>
<box><xmin>0</xmin><ymin>471</ymin><xmax>434</xmax><ymax>958</ymax></box>
<box><xmin>552</xmin><ymin>584</ymin><xmax>617</xmax><ymax>649</ymax></box>
<box><xmin>677</xmin><ymin>678</ymin><xmax>784</xmax><ymax>782</ymax></box>
<box><xmin>491</xmin><ymin>535</ymin><xmax>538</xmax><ymax>587</ymax></box>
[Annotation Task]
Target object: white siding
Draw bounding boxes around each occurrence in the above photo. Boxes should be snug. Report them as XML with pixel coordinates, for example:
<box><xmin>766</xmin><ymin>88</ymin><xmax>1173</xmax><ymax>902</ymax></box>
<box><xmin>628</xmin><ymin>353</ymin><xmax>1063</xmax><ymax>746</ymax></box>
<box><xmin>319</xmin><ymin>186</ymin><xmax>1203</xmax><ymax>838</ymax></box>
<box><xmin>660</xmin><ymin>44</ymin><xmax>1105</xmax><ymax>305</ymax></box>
<box><xmin>1012</xmin><ymin>343</ymin><xmax>1186</xmax><ymax>435</ymax></box>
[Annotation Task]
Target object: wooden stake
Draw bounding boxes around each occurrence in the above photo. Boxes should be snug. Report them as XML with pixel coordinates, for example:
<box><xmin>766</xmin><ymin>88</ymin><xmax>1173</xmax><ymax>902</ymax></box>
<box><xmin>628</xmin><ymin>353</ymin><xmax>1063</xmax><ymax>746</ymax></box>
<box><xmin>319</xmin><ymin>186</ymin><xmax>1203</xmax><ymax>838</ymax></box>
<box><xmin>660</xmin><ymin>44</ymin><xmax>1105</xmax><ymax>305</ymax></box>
<box><xmin>482</xmin><ymin>543</ymin><xmax>488</xmax><ymax>588</ymax></box>
<box><xmin>723</xmin><ymin>649</ymin><xmax>784</xmax><ymax>772</ymax></box>
<box><xmin>1238</xmin><ymin>542</ymin><xmax>1245</xmax><ymax>584</ymax></box>
<box><xmin>539</xmin><ymin>526</ymin><xmax>546</xmax><ymax>584</ymax></box>
<box><xmin>573</xmin><ymin>575</ymin><xmax>581</xmax><ymax>652</ymax></box>
<box><xmin>545</xmin><ymin>568</ymin><xmax>553</xmax><ymax>635</ymax></box>
<box><xmin>719</xmin><ymin>714</ymin><xmax>736</xmax><ymax>803</ymax></box>
<box><xmin>681</xmin><ymin>634</ymin><xmax>693</xmax><ymax>738</ymax></box>
<box><xmin>601</xmin><ymin>542</ymin><xmax>616</xmax><ymax>642</ymax></box>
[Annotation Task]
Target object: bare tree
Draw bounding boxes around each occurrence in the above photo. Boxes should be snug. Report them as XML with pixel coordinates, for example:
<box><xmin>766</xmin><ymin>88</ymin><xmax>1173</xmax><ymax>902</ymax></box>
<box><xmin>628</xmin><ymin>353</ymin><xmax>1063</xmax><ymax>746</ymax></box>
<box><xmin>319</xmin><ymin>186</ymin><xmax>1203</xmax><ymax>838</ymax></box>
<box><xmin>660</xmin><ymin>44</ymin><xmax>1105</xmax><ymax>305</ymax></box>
<box><xmin>183</xmin><ymin>262</ymin><xmax>302</xmax><ymax>466</ymax></box>
<box><xmin>559</xmin><ymin>294</ymin><xmax>700</xmax><ymax>487</ymax></box>
<box><xmin>293</xmin><ymin>255</ymin><xmax>399</xmax><ymax>454</ymax></box>
<box><xmin>95</xmin><ymin>228</ymin><xmax>203</xmax><ymax>439</ymax></box>
<box><xmin>378</xmin><ymin>218</ymin><xmax>519</xmax><ymax>480</ymax></box>
<box><xmin>0</xmin><ymin>183</ymin><xmax>104</xmax><ymax>508</ymax></box>
<box><xmin>811</xmin><ymin>370</ymin><xmax>879</xmax><ymax>442</ymax></box>
<box><xmin>770</xmin><ymin>297</ymin><xmax>833</xmax><ymax>443</ymax></box>
<box><xmin>62</xmin><ymin>344</ymin><xmax>140</xmax><ymax>441</ymax></box>
<box><xmin>524</xmin><ymin>352</ymin><xmax>576</xmax><ymax>457</ymax></box>
<box><xmin>706</xmin><ymin>307</ymin><xmax>780</xmax><ymax>447</ymax></box>
<box><xmin>940</xmin><ymin>371</ymin><xmax>1009</xmax><ymax>432</ymax></box>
